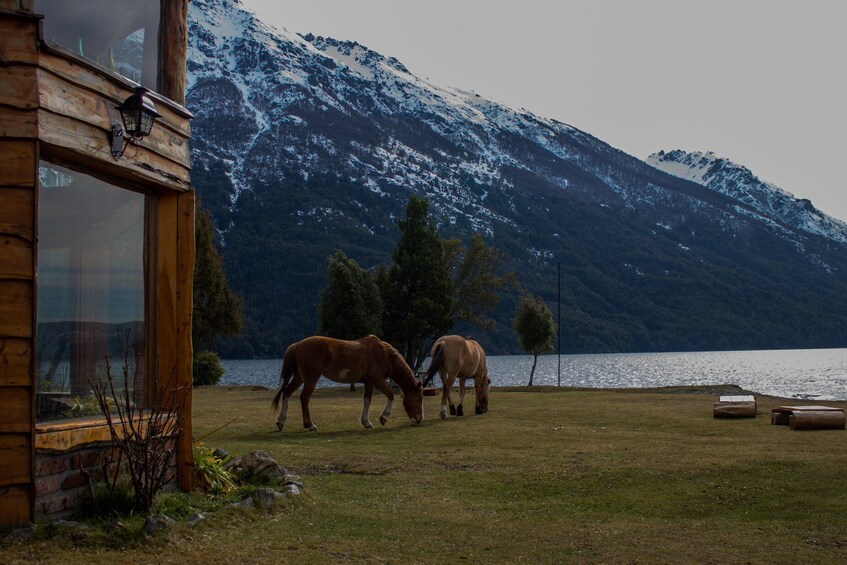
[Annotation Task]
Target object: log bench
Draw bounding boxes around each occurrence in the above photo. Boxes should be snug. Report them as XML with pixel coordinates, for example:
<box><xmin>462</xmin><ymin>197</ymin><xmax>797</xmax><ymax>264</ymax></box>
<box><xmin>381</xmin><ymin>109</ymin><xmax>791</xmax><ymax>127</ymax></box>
<box><xmin>713</xmin><ymin>395</ymin><xmax>757</xmax><ymax>418</ymax></box>
<box><xmin>771</xmin><ymin>405</ymin><xmax>846</xmax><ymax>430</ymax></box>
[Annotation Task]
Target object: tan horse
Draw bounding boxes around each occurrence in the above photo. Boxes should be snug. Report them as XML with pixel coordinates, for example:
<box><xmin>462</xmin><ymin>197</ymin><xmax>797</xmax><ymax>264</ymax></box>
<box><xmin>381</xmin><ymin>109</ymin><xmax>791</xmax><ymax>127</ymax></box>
<box><xmin>271</xmin><ymin>335</ymin><xmax>424</xmax><ymax>431</ymax></box>
<box><xmin>425</xmin><ymin>335</ymin><xmax>490</xmax><ymax>418</ymax></box>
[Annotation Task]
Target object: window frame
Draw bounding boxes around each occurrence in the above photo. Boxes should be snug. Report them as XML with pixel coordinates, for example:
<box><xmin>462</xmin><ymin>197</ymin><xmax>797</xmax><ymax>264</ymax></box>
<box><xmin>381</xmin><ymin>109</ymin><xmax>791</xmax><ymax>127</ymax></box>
<box><xmin>34</xmin><ymin>155</ymin><xmax>159</xmax><ymax>423</ymax></box>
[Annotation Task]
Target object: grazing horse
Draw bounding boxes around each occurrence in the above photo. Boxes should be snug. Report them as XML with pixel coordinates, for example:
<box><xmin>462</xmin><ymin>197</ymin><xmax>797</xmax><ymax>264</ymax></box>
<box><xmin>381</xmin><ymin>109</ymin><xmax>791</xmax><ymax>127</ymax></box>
<box><xmin>425</xmin><ymin>335</ymin><xmax>490</xmax><ymax>419</ymax></box>
<box><xmin>271</xmin><ymin>335</ymin><xmax>424</xmax><ymax>431</ymax></box>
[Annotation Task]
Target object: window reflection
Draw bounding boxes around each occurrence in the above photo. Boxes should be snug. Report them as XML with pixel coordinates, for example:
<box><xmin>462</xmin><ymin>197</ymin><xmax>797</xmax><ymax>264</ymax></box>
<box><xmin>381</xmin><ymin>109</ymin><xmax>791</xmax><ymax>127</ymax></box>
<box><xmin>36</xmin><ymin>163</ymin><xmax>148</xmax><ymax>421</ymax></box>
<box><xmin>35</xmin><ymin>0</ymin><xmax>160</xmax><ymax>89</ymax></box>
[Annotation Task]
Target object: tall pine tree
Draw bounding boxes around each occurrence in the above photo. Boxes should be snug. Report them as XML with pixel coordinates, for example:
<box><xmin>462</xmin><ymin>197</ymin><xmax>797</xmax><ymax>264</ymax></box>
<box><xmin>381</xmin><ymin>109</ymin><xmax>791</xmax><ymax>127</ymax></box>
<box><xmin>380</xmin><ymin>196</ymin><xmax>453</xmax><ymax>370</ymax></box>
<box><xmin>318</xmin><ymin>251</ymin><xmax>383</xmax><ymax>340</ymax></box>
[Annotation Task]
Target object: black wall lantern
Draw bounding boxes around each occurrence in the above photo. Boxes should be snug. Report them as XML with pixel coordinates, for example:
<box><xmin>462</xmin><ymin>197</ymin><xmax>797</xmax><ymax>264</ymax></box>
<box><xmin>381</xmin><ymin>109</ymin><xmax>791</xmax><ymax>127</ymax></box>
<box><xmin>110</xmin><ymin>87</ymin><xmax>162</xmax><ymax>160</ymax></box>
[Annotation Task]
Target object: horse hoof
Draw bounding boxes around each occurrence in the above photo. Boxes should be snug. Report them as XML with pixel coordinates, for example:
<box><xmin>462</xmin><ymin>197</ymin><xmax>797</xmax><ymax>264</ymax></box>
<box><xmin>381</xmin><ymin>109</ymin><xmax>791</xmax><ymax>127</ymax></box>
<box><xmin>307</xmin><ymin>424</ymin><xmax>318</xmax><ymax>432</ymax></box>
<box><xmin>440</xmin><ymin>412</ymin><xmax>448</xmax><ymax>420</ymax></box>
<box><xmin>475</xmin><ymin>406</ymin><xmax>483</xmax><ymax>415</ymax></box>
<box><xmin>449</xmin><ymin>406</ymin><xmax>457</xmax><ymax>416</ymax></box>
<box><xmin>379</xmin><ymin>416</ymin><xmax>387</xmax><ymax>426</ymax></box>
<box><xmin>363</xmin><ymin>421</ymin><xmax>373</xmax><ymax>429</ymax></box>
<box><xmin>456</xmin><ymin>405</ymin><xmax>464</xmax><ymax>417</ymax></box>
<box><xmin>276</xmin><ymin>422</ymin><xmax>284</xmax><ymax>431</ymax></box>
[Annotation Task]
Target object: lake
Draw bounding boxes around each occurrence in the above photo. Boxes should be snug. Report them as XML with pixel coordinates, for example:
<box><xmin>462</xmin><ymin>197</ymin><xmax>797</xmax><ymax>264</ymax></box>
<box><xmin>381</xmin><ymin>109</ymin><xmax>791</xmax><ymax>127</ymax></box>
<box><xmin>220</xmin><ymin>348</ymin><xmax>847</xmax><ymax>401</ymax></box>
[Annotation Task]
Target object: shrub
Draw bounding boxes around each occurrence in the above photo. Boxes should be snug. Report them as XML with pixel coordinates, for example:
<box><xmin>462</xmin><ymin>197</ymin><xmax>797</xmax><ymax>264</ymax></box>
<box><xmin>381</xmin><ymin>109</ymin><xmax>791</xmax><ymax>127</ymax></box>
<box><xmin>193</xmin><ymin>351</ymin><xmax>224</xmax><ymax>386</ymax></box>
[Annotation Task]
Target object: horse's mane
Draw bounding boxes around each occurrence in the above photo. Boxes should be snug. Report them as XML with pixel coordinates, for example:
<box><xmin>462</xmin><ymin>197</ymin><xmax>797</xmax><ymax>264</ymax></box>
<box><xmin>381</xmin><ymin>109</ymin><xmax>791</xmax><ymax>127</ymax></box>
<box><xmin>365</xmin><ymin>335</ymin><xmax>417</xmax><ymax>385</ymax></box>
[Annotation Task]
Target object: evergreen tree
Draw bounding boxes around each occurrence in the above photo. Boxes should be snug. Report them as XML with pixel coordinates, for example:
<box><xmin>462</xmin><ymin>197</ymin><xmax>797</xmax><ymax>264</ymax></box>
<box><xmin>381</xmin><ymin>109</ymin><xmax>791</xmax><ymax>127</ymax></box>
<box><xmin>443</xmin><ymin>233</ymin><xmax>518</xmax><ymax>329</ymax></box>
<box><xmin>381</xmin><ymin>196</ymin><xmax>453</xmax><ymax>370</ymax></box>
<box><xmin>193</xmin><ymin>207</ymin><xmax>243</xmax><ymax>352</ymax></box>
<box><xmin>318</xmin><ymin>251</ymin><xmax>383</xmax><ymax>340</ymax></box>
<box><xmin>513</xmin><ymin>295</ymin><xmax>555</xmax><ymax>386</ymax></box>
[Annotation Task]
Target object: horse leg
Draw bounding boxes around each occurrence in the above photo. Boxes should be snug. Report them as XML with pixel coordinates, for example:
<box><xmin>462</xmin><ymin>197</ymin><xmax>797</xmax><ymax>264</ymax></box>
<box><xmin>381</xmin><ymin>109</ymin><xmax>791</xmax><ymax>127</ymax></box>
<box><xmin>360</xmin><ymin>382</ymin><xmax>375</xmax><ymax>429</ymax></box>
<box><xmin>371</xmin><ymin>378</ymin><xmax>395</xmax><ymax>426</ymax></box>
<box><xmin>440</xmin><ymin>371</ymin><xmax>455</xmax><ymax>419</ymax></box>
<box><xmin>276</xmin><ymin>374</ymin><xmax>304</xmax><ymax>431</ymax></box>
<box><xmin>457</xmin><ymin>378</ymin><xmax>467</xmax><ymax>417</ymax></box>
<box><xmin>300</xmin><ymin>378</ymin><xmax>319</xmax><ymax>431</ymax></box>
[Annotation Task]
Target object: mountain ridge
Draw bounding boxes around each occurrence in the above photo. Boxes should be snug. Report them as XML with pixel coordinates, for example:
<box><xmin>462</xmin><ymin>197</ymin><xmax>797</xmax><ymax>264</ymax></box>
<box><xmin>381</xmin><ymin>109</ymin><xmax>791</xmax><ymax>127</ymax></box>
<box><xmin>184</xmin><ymin>0</ymin><xmax>847</xmax><ymax>357</ymax></box>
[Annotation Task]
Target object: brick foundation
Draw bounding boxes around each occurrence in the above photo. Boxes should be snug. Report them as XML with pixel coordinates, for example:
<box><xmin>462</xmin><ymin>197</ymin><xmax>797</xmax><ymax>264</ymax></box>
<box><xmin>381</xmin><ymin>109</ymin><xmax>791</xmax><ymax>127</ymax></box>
<box><xmin>35</xmin><ymin>440</ymin><xmax>177</xmax><ymax>520</ymax></box>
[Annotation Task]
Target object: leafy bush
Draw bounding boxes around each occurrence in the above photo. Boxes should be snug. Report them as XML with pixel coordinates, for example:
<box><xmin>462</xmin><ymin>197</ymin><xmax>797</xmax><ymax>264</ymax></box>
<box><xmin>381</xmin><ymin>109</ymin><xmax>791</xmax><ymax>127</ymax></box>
<box><xmin>193</xmin><ymin>351</ymin><xmax>224</xmax><ymax>386</ymax></box>
<box><xmin>193</xmin><ymin>444</ymin><xmax>236</xmax><ymax>494</ymax></box>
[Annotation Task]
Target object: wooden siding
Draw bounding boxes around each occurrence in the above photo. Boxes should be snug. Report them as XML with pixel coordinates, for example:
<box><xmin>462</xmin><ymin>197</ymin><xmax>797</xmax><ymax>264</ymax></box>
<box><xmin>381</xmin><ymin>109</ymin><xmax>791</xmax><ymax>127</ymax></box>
<box><xmin>0</xmin><ymin>1</ymin><xmax>194</xmax><ymax>525</ymax></box>
<box><xmin>0</xmin><ymin>10</ymin><xmax>37</xmax><ymax>527</ymax></box>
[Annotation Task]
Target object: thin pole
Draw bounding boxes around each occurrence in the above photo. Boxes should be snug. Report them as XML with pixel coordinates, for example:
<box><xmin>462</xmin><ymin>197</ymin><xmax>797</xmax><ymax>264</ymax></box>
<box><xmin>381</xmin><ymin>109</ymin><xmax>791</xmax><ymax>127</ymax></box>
<box><xmin>557</xmin><ymin>261</ymin><xmax>561</xmax><ymax>387</ymax></box>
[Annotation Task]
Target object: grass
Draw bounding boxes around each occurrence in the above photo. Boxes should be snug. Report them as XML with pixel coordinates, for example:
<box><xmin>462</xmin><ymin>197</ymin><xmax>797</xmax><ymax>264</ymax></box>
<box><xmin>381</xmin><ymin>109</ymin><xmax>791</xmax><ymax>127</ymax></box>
<box><xmin>3</xmin><ymin>384</ymin><xmax>847</xmax><ymax>563</ymax></box>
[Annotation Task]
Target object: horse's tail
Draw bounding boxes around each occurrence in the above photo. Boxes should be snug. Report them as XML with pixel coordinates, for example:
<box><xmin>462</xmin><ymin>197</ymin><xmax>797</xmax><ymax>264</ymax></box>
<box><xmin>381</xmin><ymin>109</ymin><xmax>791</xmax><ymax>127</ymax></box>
<box><xmin>424</xmin><ymin>341</ymin><xmax>446</xmax><ymax>387</ymax></box>
<box><xmin>272</xmin><ymin>344</ymin><xmax>297</xmax><ymax>411</ymax></box>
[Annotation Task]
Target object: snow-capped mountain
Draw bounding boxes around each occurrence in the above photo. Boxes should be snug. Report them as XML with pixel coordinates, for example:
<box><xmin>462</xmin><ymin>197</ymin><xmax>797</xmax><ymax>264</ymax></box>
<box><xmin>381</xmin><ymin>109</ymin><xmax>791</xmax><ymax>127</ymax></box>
<box><xmin>647</xmin><ymin>150</ymin><xmax>847</xmax><ymax>245</ymax></box>
<box><xmin>184</xmin><ymin>0</ymin><xmax>847</xmax><ymax>356</ymax></box>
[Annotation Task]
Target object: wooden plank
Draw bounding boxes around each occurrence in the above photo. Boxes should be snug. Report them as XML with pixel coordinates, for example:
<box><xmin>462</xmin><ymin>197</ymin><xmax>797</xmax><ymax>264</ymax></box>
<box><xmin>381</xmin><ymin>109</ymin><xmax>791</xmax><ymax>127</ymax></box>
<box><xmin>160</xmin><ymin>0</ymin><xmax>189</xmax><ymax>105</ymax></box>
<box><xmin>156</xmin><ymin>192</ymin><xmax>179</xmax><ymax>402</ymax></box>
<box><xmin>0</xmin><ymin>235</ymin><xmax>33</xmax><ymax>279</ymax></box>
<box><xmin>0</xmin><ymin>280</ymin><xmax>32</xmax><ymax>338</ymax></box>
<box><xmin>0</xmin><ymin>485</ymin><xmax>31</xmax><ymax>527</ymax></box>
<box><xmin>38</xmin><ymin>110</ymin><xmax>191</xmax><ymax>191</ymax></box>
<box><xmin>0</xmin><ymin>66</ymin><xmax>38</xmax><ymax>110</ymax></box>
<box><xmin>0</xmin><ymin>338</ymin><xmax>31</xmax><ymax>386</ymax></box>
<box><xmin>0</xmin><ymin>106</ymin><xmax>38</xmax><ymax>139</ymax></box>
<box><xmin>37</xmin><ymin>70</ymin><xmax>192</xmax><ymax>169</ymax></box>
<box><xmin>0</xmin><ymin>386</ymin><xmax>31</xmax><ymax>432</ymax></box>
<box><xmin>175</xmin><ymin>190</ymin><xmax>194</xmax><ymax>490</ymax></box>
<box><xmin>0</xmin><ymin>15</ymin><xmax>38</xmax><ymax>64</ymax></box>
<box><xmin>38</xmin><ymin>51</ymin><xmax>193</xmax><ymax>137</ymax></box>
<box><xmin>0</xmin><ymin>187</ymin><xmax>34</xmax><ymax>243</ymax></box>
<box><xmin>0</xmin><ymin>433</ymin><xmax>30</xmax><ymax>486</ymax></box>
<box><xmin>0</xmin><ymin>140</ymin><xmax>36</xmax><ymax>186</ymax></box>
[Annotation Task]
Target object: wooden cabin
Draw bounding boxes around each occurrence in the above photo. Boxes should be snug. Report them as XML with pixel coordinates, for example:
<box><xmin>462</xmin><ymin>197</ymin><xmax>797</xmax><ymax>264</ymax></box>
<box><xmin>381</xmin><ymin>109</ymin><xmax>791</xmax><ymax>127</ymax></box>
<box><xmin>0</xmin><ymin>0</ymin><xmax>194</xmax><ymax>525</ymax></box>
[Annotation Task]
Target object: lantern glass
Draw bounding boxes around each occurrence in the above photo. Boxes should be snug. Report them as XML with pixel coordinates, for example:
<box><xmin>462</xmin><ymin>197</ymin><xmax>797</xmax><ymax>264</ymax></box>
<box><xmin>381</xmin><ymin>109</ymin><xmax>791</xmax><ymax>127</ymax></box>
<box><xmin>117</xmin><ymin>87</ymin><xmax>161</xmax><ymax>139</ymax></box>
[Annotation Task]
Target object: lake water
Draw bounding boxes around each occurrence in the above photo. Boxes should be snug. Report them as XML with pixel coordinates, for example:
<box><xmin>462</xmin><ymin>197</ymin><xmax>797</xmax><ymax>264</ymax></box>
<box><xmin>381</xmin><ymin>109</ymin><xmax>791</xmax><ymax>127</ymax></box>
<box><xmin>220</xmin><ymin>348</ymin><xmax>847</xmax><ymax>401</ymax></box>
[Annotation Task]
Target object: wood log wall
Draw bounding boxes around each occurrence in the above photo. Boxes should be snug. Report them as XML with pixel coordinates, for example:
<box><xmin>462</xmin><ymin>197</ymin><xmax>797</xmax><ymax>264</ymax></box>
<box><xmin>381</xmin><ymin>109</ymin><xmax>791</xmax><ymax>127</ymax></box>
<box><xmin>0</xmin><ymin>9</ymin><xmax>38</xmax><ymax>527</ymax></box>
<box><xmin>0</xmin><ymin>0</ymin><xmax>194</xmax><ymax>525</ymax></box>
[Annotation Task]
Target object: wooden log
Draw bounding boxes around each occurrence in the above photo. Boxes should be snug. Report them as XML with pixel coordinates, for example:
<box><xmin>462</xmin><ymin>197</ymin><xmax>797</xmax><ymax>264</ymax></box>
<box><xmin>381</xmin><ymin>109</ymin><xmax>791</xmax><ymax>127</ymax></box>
<box><xmin>0</xmin><ymin>338</ymin><xmax>31</xmax><ymax>386</ymax></box>
<box><xmin>771</xmin><ymin>411</ymin><xmax>791</xmax><ymax>426</ymax></box>
<box><xmin>159</xmin><ymin>0</ymin><xmax>189</xmax><ymax>105</ymax></box>
<box><xmin>0</xmin><ymin>15</ymin><xmax>38</xmax><ymax>64</ymax></box>
<box><xmin>0</xmin><ymin>66</ymin><xmax>38</xmax><ymax>110</ymax></box>
<box><xmin>0</xmin><ymin>433</ymin><xmax>30</xmax><ymax>487</ymax></box>
<box><xmin>0</xmin><ymin>140</ymin><xmax>36</xmax><ymax>186</ymax></box>
<box><xmin>789</xmin><ymin>410</ymin><xmax>845</xmax><ymax>431</ymax></box>
<box><xmin>713</xmin><ymin>401</ymin><xmax>756</xmax><ymax>418</ymax></box>
<box><xmin>0</xmin><ymin>280</ymin><xmax>32</xmax><ymax>338</ymax></box>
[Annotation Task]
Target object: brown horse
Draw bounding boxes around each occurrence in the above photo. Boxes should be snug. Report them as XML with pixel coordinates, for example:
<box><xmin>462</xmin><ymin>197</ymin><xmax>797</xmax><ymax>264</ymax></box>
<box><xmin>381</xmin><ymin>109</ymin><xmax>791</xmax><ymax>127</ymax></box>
<box><xmin>425</xmin><ymin>335</ymin><xmax>490</xmax><ymax>418</ymax></box>
<box><xmin>271</xmin><ymin>335</ymin><xmax>424</xmax><ymax>431</ymax></box>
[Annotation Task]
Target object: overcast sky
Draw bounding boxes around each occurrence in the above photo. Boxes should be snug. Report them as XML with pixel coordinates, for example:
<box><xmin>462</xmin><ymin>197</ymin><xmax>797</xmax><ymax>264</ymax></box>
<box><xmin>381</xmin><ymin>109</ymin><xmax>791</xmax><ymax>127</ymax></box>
<box><xmin>241</xmin><ymin>0</ymin><xmax>847</xmax><ymax>221</ymax></box>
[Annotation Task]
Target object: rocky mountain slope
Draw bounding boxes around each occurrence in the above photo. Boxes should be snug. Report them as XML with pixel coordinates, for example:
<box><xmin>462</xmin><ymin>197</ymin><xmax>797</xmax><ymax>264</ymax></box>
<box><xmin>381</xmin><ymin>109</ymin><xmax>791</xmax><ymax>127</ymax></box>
<box><xmin>184</xmin><ymin>0</ymin><xmax>847</xmax><ymax>357</ymax></box>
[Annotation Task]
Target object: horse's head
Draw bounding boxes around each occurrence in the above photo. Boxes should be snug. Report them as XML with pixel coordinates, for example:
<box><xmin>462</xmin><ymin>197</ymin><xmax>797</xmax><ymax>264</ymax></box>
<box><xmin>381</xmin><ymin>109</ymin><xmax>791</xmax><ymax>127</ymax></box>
<box><xmin>402</xmin><ymin>380</ymin><xmax>424</xmax><ymax>425</ymax></box>
<box><xmin>475</xmin><ymin>376</ymin><xmax>491</xmax><ymax>414</ymax></box>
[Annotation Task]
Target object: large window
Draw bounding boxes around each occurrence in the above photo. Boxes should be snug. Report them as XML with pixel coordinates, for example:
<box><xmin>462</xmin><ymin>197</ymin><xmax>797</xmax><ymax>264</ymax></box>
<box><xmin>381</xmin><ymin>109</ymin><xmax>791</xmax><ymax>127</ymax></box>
<box><xmin>35</xmin><ymin>0</ymin><xmax>161</xmax><ymax>89</ymax></box>
<box><xmin>36</xmin><ymin>163</ymin><xmax>149</xmax><ymax>422</ymax></box>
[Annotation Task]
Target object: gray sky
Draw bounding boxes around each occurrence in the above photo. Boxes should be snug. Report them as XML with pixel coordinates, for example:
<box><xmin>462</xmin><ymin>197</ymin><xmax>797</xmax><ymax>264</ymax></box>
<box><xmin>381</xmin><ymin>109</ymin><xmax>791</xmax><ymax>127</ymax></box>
<box><xmin>241</xmin><ymin>0</ymin><xmax>847</xmax><ymax>221</ymax></box>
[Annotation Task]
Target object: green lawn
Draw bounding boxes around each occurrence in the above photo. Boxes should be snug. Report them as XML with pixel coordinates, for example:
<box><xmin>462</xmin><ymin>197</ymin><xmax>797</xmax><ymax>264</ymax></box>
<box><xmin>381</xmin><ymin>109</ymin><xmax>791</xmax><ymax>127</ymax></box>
<box><xmin>3</xmin><ymin>385</ymin><xmax>847</xmax><ymax>563</ymax></box>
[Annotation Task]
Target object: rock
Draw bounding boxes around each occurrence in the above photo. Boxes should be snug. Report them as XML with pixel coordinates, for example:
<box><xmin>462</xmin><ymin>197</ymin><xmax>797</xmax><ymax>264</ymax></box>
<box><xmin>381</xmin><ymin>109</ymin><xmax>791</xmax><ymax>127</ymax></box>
<box><xmin>231</xmin><ymin>497</ymin><xmax>255</xmax><ymax>509</ymax></box>
<box><xmin>52</xmin><ymin>520</ymin><xmax>90</xmax><ymax>532</ymax></box>
<box><xmin>143</xmin><ymin>514</ymin><xmax>176</xmax><ymax>536</ymax></box>
<box><xmin>237</xmin><ymin>451</ymin><xmax>287</xmax><ymax>484</ymax></box>
<box><xmin>186</xmin><ymin>512</ymin><xmax>206</xmax><ymax>527</ymax></box>
<box><xmin>212</xmin><ymin>447</ymin><xmax>231</xmax><ymax>461</ymax></box>
<box><xmin>285</xmin><ymin>484</ymin><xmax>301</xmax><ymax>496</ymax></box>
<box><xmin>4</xmin><ymin>524</ymin><xmax>36</xmax><ymax>541</ymax></box>
<box><xmin>251</xmin><ymin>487</ymin><xmax>285</xmax><ymax>509</ymax></box>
